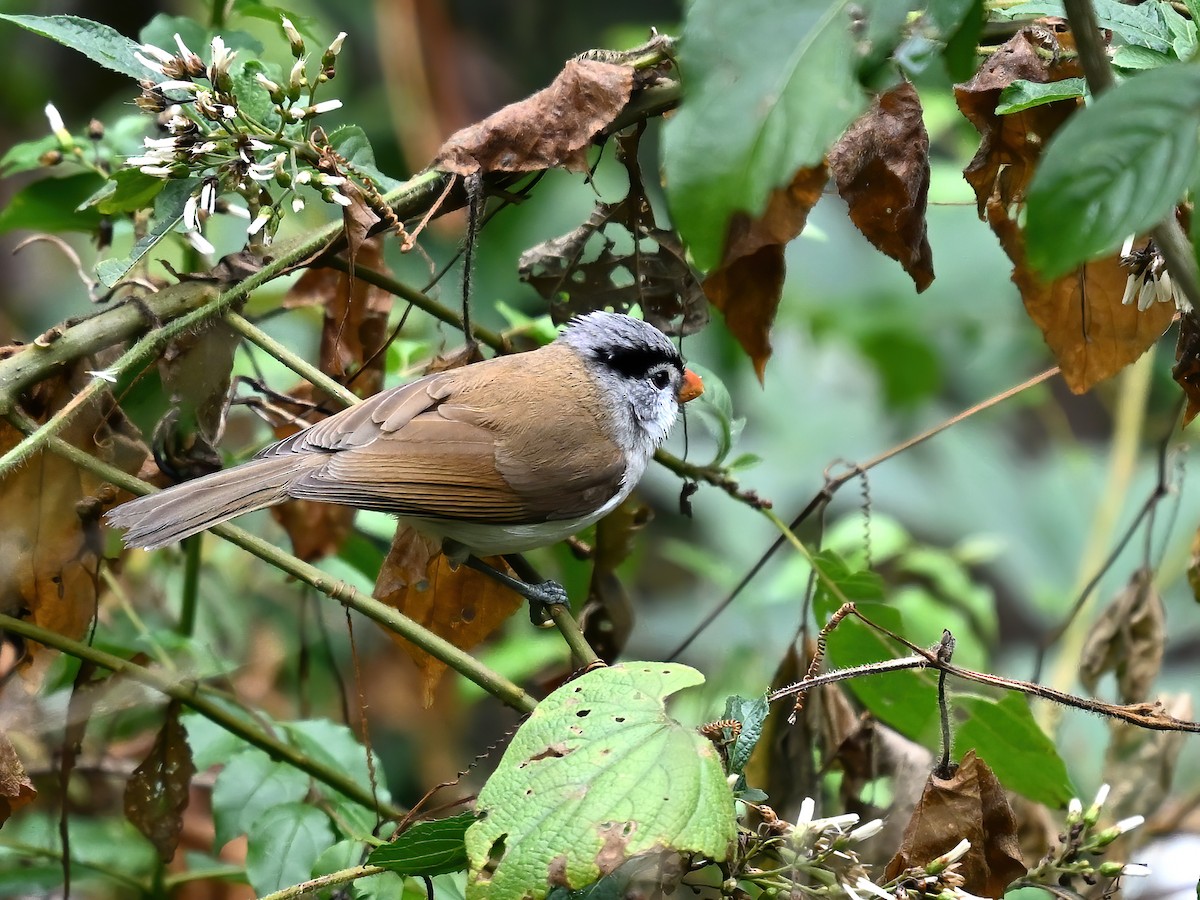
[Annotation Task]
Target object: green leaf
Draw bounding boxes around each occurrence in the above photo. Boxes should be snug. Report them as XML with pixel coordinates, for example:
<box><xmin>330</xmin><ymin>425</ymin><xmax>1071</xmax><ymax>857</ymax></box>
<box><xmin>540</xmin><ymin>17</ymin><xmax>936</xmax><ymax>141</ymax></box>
<box><xmin>1025</xmin><ymin>64</ymin><xmax>1200</xmax><ymax>277</ymax></box>
<box><xmin>954</xmin><ymin>693</ymin><xmax>1075</xmax><ymax>807</ymax></box>
<box><xmin>720</xmin><ymin>695</ymin><xmax>768</xmax><ymax>776</ymax></box>
<box><xmin>182</xmin><ymin>710</ymin><xmax>256</xmax><ymax>770</ymax></box>
<box><xmin>327</xmin><ymin>125</ymin><xmax>402</xmax><ymax>193</ymax></box>
<box><xmin>0</xmin><ymin>173</ymin><xmax>105</xmax><ymax>235</ymax></box>
<box><xmin>928</xmin><ymin>0</ymin><xmax>985</xmax><ymax>81</ymax></box>
<box><xmin>1162</xmin><ymin>0</ymin><xmax>1199</xmax><ymax>59</ymax></box>
<box><xmin>1112</xmin><ymin>44</ymin><xmax>1175</xmax><ymax>70</ymax></box>
<box><xmin>88</xmin><ymin>169</ymin><xmax>166</xmax><ymax>215</ymax></box>
<box><xmin>231</xmin><ymin>59</ymin><xmax>283</xmax><ymax>130</ymax></box>
<box><xmin>687</xmin><ymin>363</ymin><xmax>743</xmax><ymax>465</ymax></box>
<box><xmin>137</xmin><ymin>14</ymin><xmax>208</xmax><ymax>59</ymax></box>
<box><xmin>245</xmin><ymin>803</ymin><xmax>336</xmax><ymax>895</ymax></box>
<box><xmin>811</xmin><ymin>551</ymin><xmax>940</xmax><ymax>741</ymax></box>
<box><xmin>0</xmin><ymin>14</ymin><xmax>147</xmax><ymax>80</ymax></box>
<box><xmin>465</xmin><ymin>663</ymin><xmax>735</xmax><ymax>900</ymax></box>
<box><xmin>283</xmin><ymin>720</ymin><xmax>390</xmax><ymax>804</ymax></box>
<box><xmin>96</xmin><ymin>177</ymin><xmax>198</xmax><ymax>286</ymax></box>
<box><xmin>995</xmin><ymin>78</ymin><xmax>1087</xmax><ymax>115</ymax></box>
<box><xmin>369</xmin><ymin>812</ymin><xmax>475</xmax><ymax>876</ymax></box>
<box><xmin>996</xmin><ymin>0</ymin><xmax>1171</xmax><ymax>53</ymax></box>
<box><xmin>0</xmin><ymin>136</ymin><xmax>61</xmax><ymax>177</ymax></box>
<box><xmin>231</xmin><ymin>1</ymin><xmax>323</xmax><ymax>42</ymax></box>
<box><xmin>662</xmin><ymin>0</ymin><xmax>866</xmax><ymax>271</ymax></box>
<box><xmin>211</xmin><ymin>750</ymin><xmax>310</xmax><ymax>849</ymax></box>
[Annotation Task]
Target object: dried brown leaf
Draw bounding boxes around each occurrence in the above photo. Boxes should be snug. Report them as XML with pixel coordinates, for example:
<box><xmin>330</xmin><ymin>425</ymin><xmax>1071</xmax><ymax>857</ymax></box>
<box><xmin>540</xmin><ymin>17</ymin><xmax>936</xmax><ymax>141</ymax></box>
<box><xmin>703</xmin><ymin>164</ymin><xmax>828</xmax><ymax>381</ymax></box>
<box><xmin>0</xmin><ymin>731</ymin><xmax>36</xmax><ymax>825</ymax></box>
<box><xmin>433</xmin><ymin>58</ymin><xmax>633</xmax><ymax>175</ymax></box>
<box><xmin>954</xmin><ymin>28</ymin><xmax>1083</xmax><ymax>214</ymax></box>
<box><xmin>987</xmin><ymin>198</ymin><xmax>1174</xmax><ymax>392</ymax></box>
<box><xmin>124</xmin><ymin>702</ymin><xmax>196</xmax><ymax>863</ymax></box>
<box><xmin>1173</xmin><ymin>313</ymin><xmax>1200</xmax><ymax>426</ymax></box>
<box><xmin>885</xmin><ymin>750</ymin><xmax>1025</xmax><ymax>896</ymax></box>
<box><xmin>0</xmin><ymin>364</ymin><xmax>147</xmax><ymax>685</ymax></box>
<box><xmin>829</xmin><ymin>82</ymin><xmax>934</xmax><ymax>292</ymax></box>
<box><xmin>373</xmin><ymin>525</ymin><xmax>522</xmax><ymax>707</ymax></box>
<box><xmin>1080</xmin><ymin>568</ymin><xmax>1164</xmax><ymax>703</ymax></box>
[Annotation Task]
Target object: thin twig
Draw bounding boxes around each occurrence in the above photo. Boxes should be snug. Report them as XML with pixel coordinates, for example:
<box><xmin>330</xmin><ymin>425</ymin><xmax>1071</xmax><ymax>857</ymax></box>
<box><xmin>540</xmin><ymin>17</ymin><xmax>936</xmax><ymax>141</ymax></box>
<box><xmin>665</xmin><ymin>367</ymin><xmax>1060</xmax><ymax>660</ymax></box>
<box><xmin>224</xmin><ymin>310</ymin><xmax>359</xmax><ymax>407</ymax></box>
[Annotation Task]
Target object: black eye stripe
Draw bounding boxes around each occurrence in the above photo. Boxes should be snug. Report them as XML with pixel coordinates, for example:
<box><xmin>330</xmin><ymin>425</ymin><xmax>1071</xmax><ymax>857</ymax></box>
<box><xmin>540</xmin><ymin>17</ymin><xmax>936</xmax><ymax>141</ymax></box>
<box><xmin>596</xmin><ymin>346</ymin><xmax>682</xmax><ymax>381</ymax></box>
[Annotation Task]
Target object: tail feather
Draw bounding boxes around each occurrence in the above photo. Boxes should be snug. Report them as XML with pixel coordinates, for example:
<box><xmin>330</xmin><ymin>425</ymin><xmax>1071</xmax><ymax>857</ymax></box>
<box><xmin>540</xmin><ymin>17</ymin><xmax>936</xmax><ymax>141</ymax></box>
<box><xmin>106</xmin><ymin>455</ymin><xmax>321</xmax><ymax>549</ymax></box>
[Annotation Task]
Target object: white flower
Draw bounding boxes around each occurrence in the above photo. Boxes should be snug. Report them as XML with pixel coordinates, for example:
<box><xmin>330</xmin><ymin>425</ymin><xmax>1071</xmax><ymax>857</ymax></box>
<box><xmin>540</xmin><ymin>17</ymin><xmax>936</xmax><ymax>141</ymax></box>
<box><xmin>185</xmin><ymin>229</ymin><xmax>215</xmax><ymax>255</ymax></box>
<box><xmin>247</xmin><ymin>210</ymin><xmax>271</xmax><ymax>235</ymax></box>
<box><xmin>183</xmin><ymin>194</ymin><xmax>199</xmax><ymax>230</ymax></box>
<box><xmin>289</xmin><ymin>57</ymin><xmax>307</xmax><ymax>88</ymax></box>
<box><xmin>854</xmin><ymin>878</ymin><xmax>894</xmax><ymax>900</ymax></box>
<box><xmin>1093</xmin><ymin>784</ymin><xmax>1111</xmax><ymax>808</ymax></box>
<box><xmin>330</xmin><ymin>191</ymin><xmax>352</xmax><ymax>207</ymax></box>
<box><xmin>137</xmin><ymin>165</ymin><xmax>175</xmax><ymax>177</ymax></box>
<box><xmin>1120</xmin><ymin>275</ymin><xmax>1139</xmax><ymax>306</ymax></box>
<box><xmin>199</xmin><ymin>180</ymin><xmax>216</xmax><ymax>214</ymax></box>
<box><xmin>1118</xmin><ymin>864</ymin><xmax>1151</xmax><ymax>876</ymax></box>
<box><xmin>189</xmin><ymin>141</ymin><xmax>218</xmax><ymax>156</ymax></box>
<box><xmin>86</xmin><ymin>367</ymin><xmax>119</xmax><ymax>383</ymax></box>
<box><xmin>1113</xmin><ymin>815</ymin><xmax>1144</xmax><ymax>835</ymax></box>
<box><xmin>291</xmin><ymin>195</ymin><xmax>305</xmax><ymax>213</ymax></box>
<box><xmin>138</xmin><ymin>42</ymin><xmax>175</xmax><ymax>64</ymax></box>
<box><xmin>316</xmin><ymin>173</ymin><xmax>345</xmax><ymax>186</ymax></box>
<box><xmin>209</xmin><ymin>35</ymin><xmax>235</xmax><ymax>75</ymax></box>
<box><xmin>327</xmin><ymin>32</ymin><xmax>347</xmax><ymax>55</ymax></box>
<box><xmin>173</xmin><ymin>33</ymin><xmax>195</xmax><ymax>58</ymax></box>
<box><xmin>44</xmin><ymin>102</ymin><xmax>65</xmax><ymax>135</ymax></box>
<box><xmin>937</xmin><ymin>838</ymin><xmax>971</xmax><ymax>865</ymax></box>
<box><xmin>308</xmin><ymin>99</ymin><xmax>343</xmax><ymax>115</ymax></box>
<box><xmin>1120</xmin><ymin>234</ymin><xmax>1135</xmax><ymax>258</ymax></box>
<box><xmin>1138</xmin><ymin>279</ymin><xmax>1156</xmax><ymax>311</ymax></box>
<box><xmin>135</xmin><ymin>52</ymin><xmax>167</xmax><ymax>75</ymax></box>
<box><xmin>222</xmin><ymin>202</ymin><xmax>250</xmax><ymax>219</ymax></box>
<box><xmin>1156</xmin><ymin>271</ymin><xmax>1174</xmax><ymax>304</ymax></box>
<box><xmin>155</xmin><ymin>80</ymin><xmax>199</xmax><ymax>93</ymax></box>
<box><xmin>143</xmin><ymin>136</ymin><xmax>178</xmax><ymax>150</ymax></box>
<box><xmin>255</xmin><ymin>72</ymin><xmax>282</xmax><ymax>93</ymax></box>
<box><xmin>294</xmin><ymin>170</ymin><xmax>312</xmax><ymax>185</ymax></box>
<box><xmin>848</xmin><ymin>819</ymin><xmax>883</xmax><ymax>842</ymax></box>
<box><xmin>248</xmin><ymin>139</ymin><xmax>272</xmax><ymax>152</ymax></box>
<box><xmin>281</xmin><ymin>16</ymin><xmax>303</xmax><ymax>48</ymax></box>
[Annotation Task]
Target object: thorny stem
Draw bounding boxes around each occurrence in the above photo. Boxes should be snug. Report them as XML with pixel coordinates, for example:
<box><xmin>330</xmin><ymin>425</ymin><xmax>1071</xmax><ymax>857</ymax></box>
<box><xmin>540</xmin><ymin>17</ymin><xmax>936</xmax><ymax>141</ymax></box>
<box><xmin>767</xmin><ymin>610</ymin><xmax>1200</xmax><ymax>734</ymax></box>
<box><xmin>4</xmin><ymin>409</ymin><xmax>538</xmax><ymax>715</ymax></box>
<box><xmin>1061</xmin><ymin>0</ymin><xmax>1200</xmax><ymax>311</ymax></box>
<box><xmin>0</xmin><ymin>612</ymin><xmax>407</xmax><ymax>818</ymax></box>
<box><xmin>256</xmin><ymin>864</ymin><xmax>389</xmax><ymax>900</ymax></box>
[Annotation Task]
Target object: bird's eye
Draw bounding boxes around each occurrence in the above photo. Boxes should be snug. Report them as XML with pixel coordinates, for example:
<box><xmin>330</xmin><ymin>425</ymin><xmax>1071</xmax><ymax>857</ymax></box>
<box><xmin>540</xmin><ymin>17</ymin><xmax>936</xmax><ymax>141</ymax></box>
<box><xmin>651</xmin><ymin>369</ymin><xmax>672</xmax><ymax>390</ymax></box>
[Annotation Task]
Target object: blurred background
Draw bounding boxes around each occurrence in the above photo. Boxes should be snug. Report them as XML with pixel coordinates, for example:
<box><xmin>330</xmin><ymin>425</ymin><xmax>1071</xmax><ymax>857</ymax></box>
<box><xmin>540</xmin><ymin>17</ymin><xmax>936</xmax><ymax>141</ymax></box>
<box><xmin>1</xmin><ymin>0</ymin><xmax>1198</xmax><ymax>891</ymax></box>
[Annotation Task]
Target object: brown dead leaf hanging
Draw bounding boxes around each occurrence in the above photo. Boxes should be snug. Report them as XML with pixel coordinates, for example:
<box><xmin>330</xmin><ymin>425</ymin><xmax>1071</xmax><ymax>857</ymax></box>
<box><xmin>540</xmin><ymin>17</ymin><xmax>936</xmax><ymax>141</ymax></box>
<box><xmin>432</xmin><ymin>58</ymin><xmax>633</xmax><ymax>175</ymax></box>
<box><xmin>829</xmin><ymin>82</ymin><xmax>934</xmax><ymax>292</ymax></box>
<box><xmin>1080</xmin><ymin>567</ymin><xmax>1165</xmax><ymax>704</ymax></box>
<box><xmin>0</xmin><ymin>731</ymin><xmax>36</xmax><ymax>826</ymax></box>
<box><xmin>1172</xmin><ymin>312</ymin><xmax>1200</xmax><ymax>425</ymax></box>
<box><xmin>0</xmin><ymin>362</ymin><xmax>148</xmax><ymax>686</ymax></box>
<box><xmin>124</xmin><ymin>701</ymin><xmax>196</xmax><ymax>863</ymax></box>
<box><xmin>988</xmin><ymin>198</ymin><xmax>1174</xmax><ymax>393</ymax></box>
<box><xmin>703</xmin><ymin>164</ymin><xmax>829</xmax><ymax>382</ymax></box>
<box><xmin>885</xmin><ymin>750</ymin><xmax>1025</xmax><ymax>896</ymax></box>
<box><xmin>954</xmin><ymin>28</ymin><xmax>1084</xmax><ymax>213</ymax></box>
<box><xmin>373</xmin><ymin>525</ymin><xmax>522</xmax><ymax>707</ymax></box>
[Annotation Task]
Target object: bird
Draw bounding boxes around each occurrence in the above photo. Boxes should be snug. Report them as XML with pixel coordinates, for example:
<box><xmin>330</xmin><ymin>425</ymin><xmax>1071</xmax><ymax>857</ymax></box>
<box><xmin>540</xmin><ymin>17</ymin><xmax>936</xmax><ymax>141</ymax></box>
<box><xmin>107</xmin><ymin>311</ymin><xmax>703</xmax><ymax>604</ymax></box>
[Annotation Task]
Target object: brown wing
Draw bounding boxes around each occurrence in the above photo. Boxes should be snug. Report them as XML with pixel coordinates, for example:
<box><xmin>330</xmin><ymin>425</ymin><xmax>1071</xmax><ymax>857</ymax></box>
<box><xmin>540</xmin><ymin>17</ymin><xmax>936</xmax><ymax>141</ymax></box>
<box><xmin>269</xmin><ymin>345</ymin><xmax>628</xmax><ymax>523</ymax></box>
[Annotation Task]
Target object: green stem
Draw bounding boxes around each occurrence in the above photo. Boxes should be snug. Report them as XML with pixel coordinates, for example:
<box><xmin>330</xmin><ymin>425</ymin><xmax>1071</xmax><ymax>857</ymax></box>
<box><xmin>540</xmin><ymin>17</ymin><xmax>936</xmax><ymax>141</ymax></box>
<box><xmin>224</xmin><ymin>311</ymin><xmax>359</xmax><ymax>406</ymax></box>
<box><xmin>179</xmin><ymin>535</ymin><xmax>201</xmax><ymax>636</ymax></box>
<box><xmin>547</xmin><ymin>603</ymin><xmax>602</xmax><ymax>668</ymax></box>
<box><xmin>256</xmin><ymin>863</ymin><xmax>389</xmax><ymax>900</ymax></box>
<box><xmin>0</xmin><ymin>612</ymin><xmax>404</xmax><ymax>818</ymax></box>
<box><xmin>6</xmin><ymin>409</ymin><xmax>537</xmax><ymax>715</ymax></box>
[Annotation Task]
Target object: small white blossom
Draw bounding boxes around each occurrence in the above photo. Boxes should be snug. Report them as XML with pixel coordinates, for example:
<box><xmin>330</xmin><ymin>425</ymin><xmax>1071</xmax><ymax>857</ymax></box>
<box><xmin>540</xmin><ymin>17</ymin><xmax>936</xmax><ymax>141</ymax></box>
<box><xmin>1118</xmin><ymin>864</ymin><xmax>1151</xmax><ymax>876</ymax></box>
<box><xmin>855</xmin><ymin>879</ymin><xmax>894</xmax><ymax>900</ymax></box>
<box><xmin>139</xmin><ymin>42</ymin><xmax>175</xmax><ymax>64</ymax></box>
<box><xmin>135</xmin><ymin>52</ymin><xmax>167</xmax><ymax>75</ymax></box>
<box><xmin>308</xmin><ymin>99</ymin><xmax>343</xmax><ymax>115</ymax></box>
<box><xmin>209</xmin><ymin>35</ymin><xmax>235</xmax><ymax>77</ymax></box>
<box><xmin>249</xmin><ymin>139</ymin><xmax>272</xmax><ymax>152</ymax></box>
<box><xmin>289</xmin><ymin>57</ymin><xmax>307</xmax><ymax>88</ymax></box>
<box><xmin>330</xmin><ymin>191</ymin><xmax>353</xmax><ymax>207</ymax></box>
<box><xmin>222</xmin><ymin>202</ymin><xmax>251</xmax><ymax>219</ymax></box>
<box><xmin>44</xmin><ymin>102</ymin><xmax>66</xmax><ymax>135</ymax></box>
<box><xmin>294</xmin><ymin>170</ymin><xmax>312</xmax><ymax>185</ymax></box>
<box><xmin>327</xmin><ymin>32</ymin><xmax>347</xmax><ymax>55</ymax></box>
<box><xmin>1093</xmin><ymin>784</ymin><xmax>1111</xmax><ymax>808</ymax></box>
<box><xmin>291</xmin><ymin>195</ymin><xmax>305</xmax><ymax>213</ymax></box>
<box><xmin>1138</xmin><ymin>279</ymin><xmax>1156</xmax><ymax>311</ymax></box>
<box><xmin>1113</xmin><ymin>815</ymin><xmax>1145</xmax><ymax>835</ymax></box>
<box><xmin>183</xmin><ymin>194</ymin><xmax>199</xmax><ymax>230</ymax></box>
<box><xmin>247</xmin><ymin>210</ymin><xmax>271</xmax><ymax>235</ymax></box>
<box><xmin>173</xmin><ymin>33</ymin><xmax>196</xmax><ymax>58</ymax></box>
<box><xmin>281</xmin><ymin>16</ymin><xmax>304</xmax><ymax>48</ymax></box>
<box><xmin>937</xmin><ymin>838</ymin><xmax>971</xmax><ymax>865</ymax></box>
<box><xmin>185</xmin><ymin>229</ymin><xmax>215</xmax><ymax>255</ymax></box>
<box><xmin>1120</xmin><ymin>275</ymin><xmax>1139</xmax><ymax>306</ymax></box>
<box><xmin>1068</xmin><ymin>797</ymin><xmax>1083</xmax><ymax>818</ymax></box>
<box><xmin>797</xmin><ymin>797</ymin><xmax>815</xmax><ymax>825</ymax></box>
<box><xmin>255</xmin><ymin>72</ymin><xmax>282</xmax><ymax>93</ymax></box>
<box><xmin>848</xmin><ymin>819</ymin><xmax>883</xmax><ymax>842</ymax></box>
<box><xmin>1157</xmin><ymin>271</ymin><xmax>1174</xmax><ymax>304</ymax></box>
<box><xmin>1121</xmin><ymin>234</ymin><xmax>1135</xmax><ymax>258</ymax></box>
<box><xmin>138</xmin><ymin>165</ymin><xmax>175</xmax><ymax>177</ymax></box>
<box><xmin>316</xmin><ymin>173</ymin><xmax>345</xmax><ymax>186</ymax></box>
<box><xmin>189</xmin><ymin>141</ymin><xmax>218</xmax><ymax>156</ymax></box>
<box><xmin>199</xmin><ymin>180</ymin><xmax>216</xmax><ymax>214</ymax></box>
<box><xmin>87</xmin><ymin>367</ymin><xmax>119</xmax><ymax>384</ymax></box>
<box><xmin>155</xmin><ymin>80</ymin><xmax>199</xmax><ymax>93</ymax></box>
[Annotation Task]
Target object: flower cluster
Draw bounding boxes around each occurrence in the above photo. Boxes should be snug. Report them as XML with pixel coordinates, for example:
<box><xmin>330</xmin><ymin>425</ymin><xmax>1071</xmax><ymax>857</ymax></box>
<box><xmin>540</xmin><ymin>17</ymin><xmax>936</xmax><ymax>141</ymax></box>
<box><xmin>1023</xmin><ymin>784</ymin><xmax>1150</xmax><ymax>887</ymax></box>
<box><xmin>1120</xmin><ymin>235</ymin><xmax>1186</xmax><ymax>313</ymax></box>
<box><xmin>122</xmin><ymin>20</ymin><xmax>351</xmax><ymax>253</ymax></box>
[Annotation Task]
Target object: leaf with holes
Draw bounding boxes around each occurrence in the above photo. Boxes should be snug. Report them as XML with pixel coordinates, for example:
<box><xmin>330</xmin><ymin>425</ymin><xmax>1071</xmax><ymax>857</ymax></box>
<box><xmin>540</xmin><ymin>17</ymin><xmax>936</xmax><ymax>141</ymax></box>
<box><xmin>465</xmin><ymin>663</ymin><xmax>735</xmax><ymax>900</ymax></box>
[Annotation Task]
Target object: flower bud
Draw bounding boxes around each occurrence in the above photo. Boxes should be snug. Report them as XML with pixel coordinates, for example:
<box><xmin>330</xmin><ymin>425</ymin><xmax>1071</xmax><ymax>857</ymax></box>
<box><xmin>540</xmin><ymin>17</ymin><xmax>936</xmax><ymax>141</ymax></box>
<box><xmin>281</xmin><ymin>17</ymin><xmax>305</xmax><ymax>57</ymax></box>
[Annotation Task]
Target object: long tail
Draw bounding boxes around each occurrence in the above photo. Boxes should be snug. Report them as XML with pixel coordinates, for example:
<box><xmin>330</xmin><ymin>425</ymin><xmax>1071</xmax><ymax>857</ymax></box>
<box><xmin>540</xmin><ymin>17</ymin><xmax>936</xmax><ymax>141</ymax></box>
<box><xmin>106</xmin><ymin>455</ymin><xmax>321</xmax><ymax>550</ymax></box>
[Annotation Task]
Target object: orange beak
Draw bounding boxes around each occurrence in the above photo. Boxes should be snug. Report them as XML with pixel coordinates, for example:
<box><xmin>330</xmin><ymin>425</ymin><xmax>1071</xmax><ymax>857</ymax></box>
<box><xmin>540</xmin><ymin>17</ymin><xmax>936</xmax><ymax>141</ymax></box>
<box><xmin>678</xmin><ymin>368</ymin><xmax>704</xmax><ymax>404</ymax></box>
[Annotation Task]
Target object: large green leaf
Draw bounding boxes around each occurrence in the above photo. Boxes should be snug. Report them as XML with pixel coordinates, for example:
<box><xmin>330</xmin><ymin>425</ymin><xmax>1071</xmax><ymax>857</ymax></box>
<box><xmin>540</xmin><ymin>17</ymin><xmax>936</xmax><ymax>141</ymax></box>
<box><xmin>465</xmin><ymin>663</ymin><xmax>734</xmax><ymax>900</ymax></box>
<box><xmin>96</xmin><ymin>177</ymin><xmax>198</xmax><ymax>286</ymax></box>
<box><xmin>996</xmin><ymin>0</ymin><xmax>1171</xmax><ymax>53</ymax></box>
<box><xmin>211</xmin><ymin>750</ymin><xmax>310</xmax><ymax>849</ymax></box>
<box><xmin>954</xmin><ymin>693</ymin><xmax>1075</xmax><ymax>807</ymax></box>
<box><xmin>811</xmin><ymin>551</ymin><xmax>941</xmax><ymax>742</ymax></box>
<box><xmin>1025</xmin><ymin>64</ymin><xmax>1200</xmax><ymax>277</ymax></box>
<box><xmin>996</xmin><ymin>78</ymin><xmax>1087</xmax><ymax>115</ymax></box>
<box><xmin>0</xmin><ymin>14</ymin><xmax>146</xmax><ymax>80</ymax></box>
<box><xmin>662</xmin><ymin>0</ymin><xmax>866</xmax><ymax>271</ymax></box>
<box><xmin>244</xmin><ymin>803</ymin><xmax>336</xmax><ymax>895</ymax></box>
<box><xmin>0</xmin><ymin>173</ymin><xmax>105</xmax><ymax>235</ymax></box>
<box><xmin>369</xmin><ymin>812</ymin><xmax>475</xmax><ymax>876</ymax></box>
